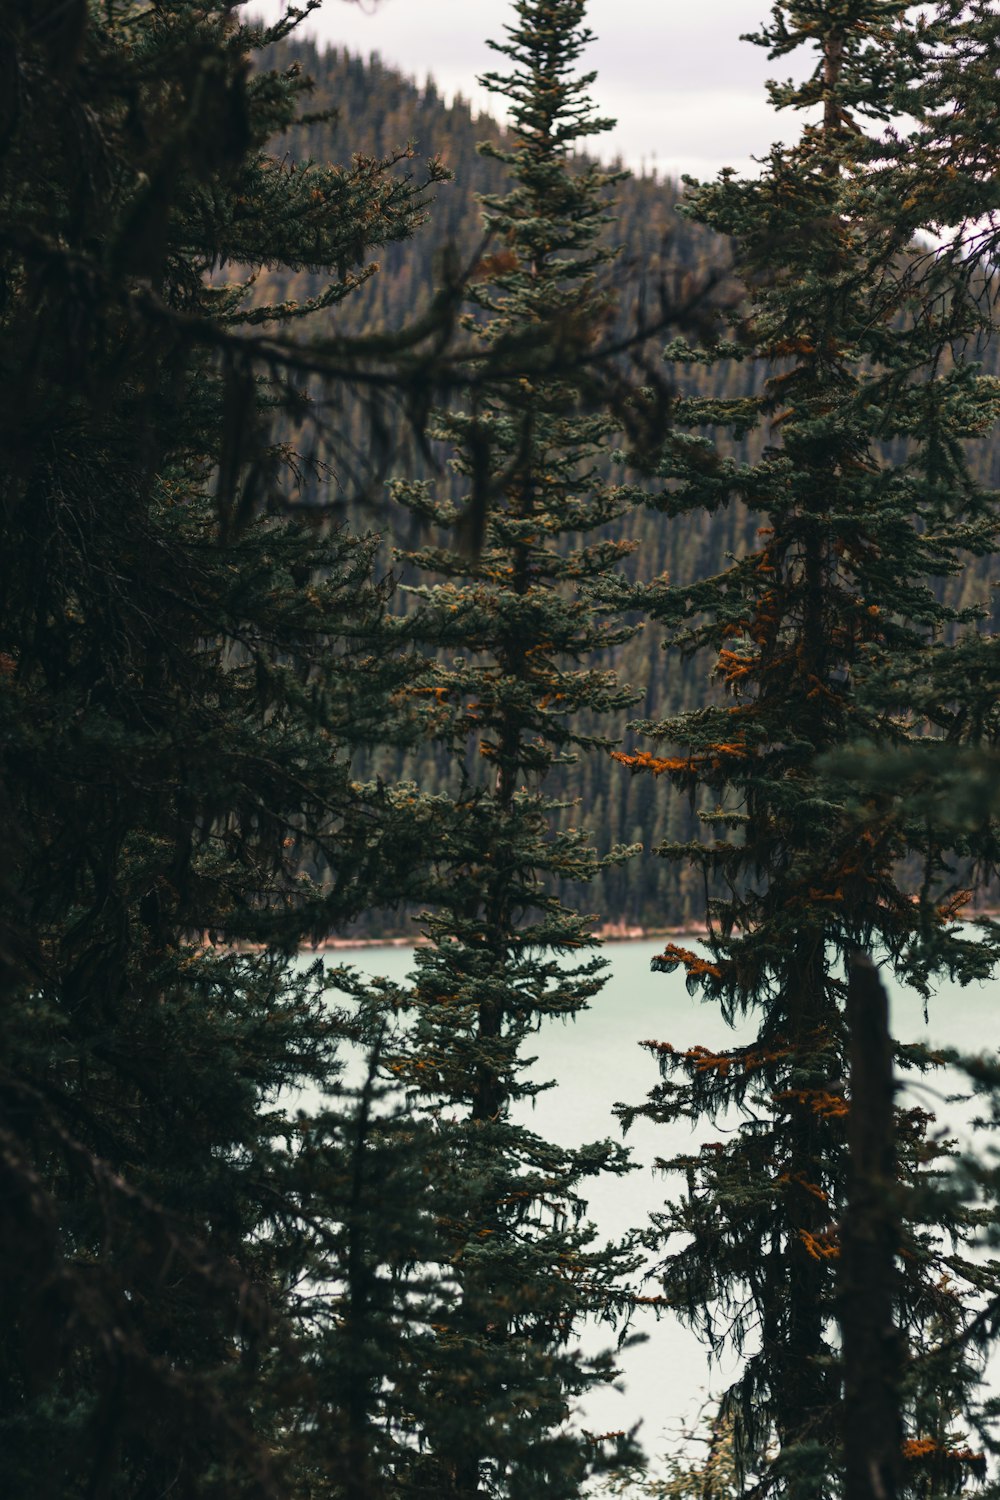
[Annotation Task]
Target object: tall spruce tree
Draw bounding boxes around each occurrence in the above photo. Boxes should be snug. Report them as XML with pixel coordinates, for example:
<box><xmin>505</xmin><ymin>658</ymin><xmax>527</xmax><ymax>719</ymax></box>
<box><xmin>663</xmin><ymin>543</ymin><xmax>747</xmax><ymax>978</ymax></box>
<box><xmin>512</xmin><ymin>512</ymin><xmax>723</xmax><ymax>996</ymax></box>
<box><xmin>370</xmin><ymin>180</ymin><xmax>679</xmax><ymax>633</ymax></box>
<box><xmin>360</xmin><ymin>3</ymin><xmax>644</xmax><ymax>1494</ymax></box>
<box><xmin>0</xmin><ymin>2</ymin><xmax>454</xmax><ymax>1494</ymax></box>
<box><xmin>829</xmin><ymin>0</ymin><xmax>1000</xmax><ymax>890</ymax></box>
<box><xmin>867</xmin><ymin>0</ymin><xmax>1000</xmax><ymax>301</ymax></box>
<box><xmin>610</xmin><ymin>4</ymin><xmax>1000</xmax><ymax>1494</ymax></box>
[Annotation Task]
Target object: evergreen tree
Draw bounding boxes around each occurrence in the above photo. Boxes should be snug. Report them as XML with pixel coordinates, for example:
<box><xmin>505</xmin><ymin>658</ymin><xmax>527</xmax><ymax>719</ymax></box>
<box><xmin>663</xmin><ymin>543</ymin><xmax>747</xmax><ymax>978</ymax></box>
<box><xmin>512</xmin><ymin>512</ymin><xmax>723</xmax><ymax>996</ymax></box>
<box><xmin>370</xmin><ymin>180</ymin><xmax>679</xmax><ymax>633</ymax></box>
<box><xmin>830</xmin><ymin>0</ymin><xmax>1000</xmax><ymax>895</ymax></box>
<box><xmin>0</xmin><ymin>2</ymin><xmax>450</xmax><ymax>1492</ymax></box>
<box><xmin>611</xmin><ymin>4</ymin><xmax>1000</xmax><ymax>1494</ymax></box>
<box><xmin>364</xmin><ymin>3</ymin><xmax>644</xmax><ymax>1493</ymax></box>
<box><xmin>868</xmin><ymin>0</ymin><xmax>1000</xmax><ymax>304</ymax></box>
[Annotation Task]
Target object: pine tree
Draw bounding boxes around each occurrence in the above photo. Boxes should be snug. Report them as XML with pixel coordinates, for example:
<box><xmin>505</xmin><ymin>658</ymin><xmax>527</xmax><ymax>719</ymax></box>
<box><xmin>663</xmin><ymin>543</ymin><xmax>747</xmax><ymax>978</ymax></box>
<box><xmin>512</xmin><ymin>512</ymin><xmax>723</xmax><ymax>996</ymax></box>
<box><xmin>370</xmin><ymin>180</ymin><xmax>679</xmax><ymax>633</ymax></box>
<box><xmin>364</xmin><ymin>3</ymin><xmax>645</xmax><ymax>1494</ymax></box>
<box><xmin>0</xmin><ymin>2</ymin><xmax>452</xmax><ymax>1493</ymax></box>
<box><xmin>830</xmin><ymin>0</ymin><xmax>1000</xmax><ymax>891</ymax></box>
<box><xmin>611</xmin><ymin>4</ymin><xmax>1000</xmax><ymax>1494</ymax></box>
<box><xmin>868</xmin><ymin>0</ymin><xmax>1000</xmax><ymax>302</ymax></box>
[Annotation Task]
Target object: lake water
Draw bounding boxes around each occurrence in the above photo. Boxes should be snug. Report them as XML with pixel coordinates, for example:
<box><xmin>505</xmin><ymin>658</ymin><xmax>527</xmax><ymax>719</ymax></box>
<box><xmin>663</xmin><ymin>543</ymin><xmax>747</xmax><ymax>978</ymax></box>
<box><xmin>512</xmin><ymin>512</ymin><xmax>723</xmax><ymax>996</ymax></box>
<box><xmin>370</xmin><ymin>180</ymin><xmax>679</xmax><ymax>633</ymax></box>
<box><xmin>302</xmin><ymin>938</ymin><xmax>1000</xmax><ymax>1463</ymax></box>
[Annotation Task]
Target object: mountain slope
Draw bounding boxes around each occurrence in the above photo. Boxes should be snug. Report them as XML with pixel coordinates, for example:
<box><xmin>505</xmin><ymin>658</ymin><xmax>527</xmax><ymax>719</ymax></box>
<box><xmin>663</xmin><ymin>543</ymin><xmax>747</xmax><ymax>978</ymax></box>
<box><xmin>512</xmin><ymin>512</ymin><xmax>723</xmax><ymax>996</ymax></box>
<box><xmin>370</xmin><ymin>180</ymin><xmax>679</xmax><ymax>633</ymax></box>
<box><xmin>248</xmin><ymin>38</ymin><xmax>1000</xmax><ymax>932</ymax></box>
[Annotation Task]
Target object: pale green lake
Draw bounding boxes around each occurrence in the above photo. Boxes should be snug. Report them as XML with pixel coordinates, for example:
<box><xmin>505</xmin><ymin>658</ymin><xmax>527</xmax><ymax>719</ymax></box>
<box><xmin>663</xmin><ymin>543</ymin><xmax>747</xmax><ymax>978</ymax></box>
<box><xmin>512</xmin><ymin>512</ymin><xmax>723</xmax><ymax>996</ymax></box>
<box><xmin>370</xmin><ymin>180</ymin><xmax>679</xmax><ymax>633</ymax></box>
<box><xmin>300</xmin><ymin>938</ymin><xmax>1000</xmax><ymax>1463</ymax></box>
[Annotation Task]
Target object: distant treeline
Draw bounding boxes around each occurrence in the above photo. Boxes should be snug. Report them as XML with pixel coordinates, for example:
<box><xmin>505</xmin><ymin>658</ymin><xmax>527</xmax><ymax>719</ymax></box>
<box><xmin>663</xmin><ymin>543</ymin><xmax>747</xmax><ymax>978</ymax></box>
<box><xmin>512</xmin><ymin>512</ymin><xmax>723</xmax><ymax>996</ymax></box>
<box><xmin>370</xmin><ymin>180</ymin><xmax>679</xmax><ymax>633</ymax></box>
<box><xmin>252</xmin><ymin>38</ymin><xmax>1000</xmax><ymax>934</ymax></box>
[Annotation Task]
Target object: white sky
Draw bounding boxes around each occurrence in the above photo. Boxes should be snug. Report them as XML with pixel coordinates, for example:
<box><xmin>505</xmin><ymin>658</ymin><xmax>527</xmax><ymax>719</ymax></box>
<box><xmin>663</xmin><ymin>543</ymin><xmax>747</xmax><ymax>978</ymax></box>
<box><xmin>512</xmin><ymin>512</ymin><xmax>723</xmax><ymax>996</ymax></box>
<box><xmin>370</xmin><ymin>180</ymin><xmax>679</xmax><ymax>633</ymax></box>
<box><xmin>253</xmin><ymin>0</ymin><xmax>814</xmax><ymax>181</ymax></box>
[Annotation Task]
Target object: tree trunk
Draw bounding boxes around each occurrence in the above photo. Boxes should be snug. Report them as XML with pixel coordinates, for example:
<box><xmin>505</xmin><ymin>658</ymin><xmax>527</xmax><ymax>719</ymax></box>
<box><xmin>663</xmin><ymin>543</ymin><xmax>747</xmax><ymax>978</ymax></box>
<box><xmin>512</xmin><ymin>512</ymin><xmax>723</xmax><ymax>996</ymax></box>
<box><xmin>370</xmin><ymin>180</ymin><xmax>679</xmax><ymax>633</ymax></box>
<box><xmin>840</xmin><ymin>953</ymin><xmax>902</xmax><ymax>1500</ymax></box>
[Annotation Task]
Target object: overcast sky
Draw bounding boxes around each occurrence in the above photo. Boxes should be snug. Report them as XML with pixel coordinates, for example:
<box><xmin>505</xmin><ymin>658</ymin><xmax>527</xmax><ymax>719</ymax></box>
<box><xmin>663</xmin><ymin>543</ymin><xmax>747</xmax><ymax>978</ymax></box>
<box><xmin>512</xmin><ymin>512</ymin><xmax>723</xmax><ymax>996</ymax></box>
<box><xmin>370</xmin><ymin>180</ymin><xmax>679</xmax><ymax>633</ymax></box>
<box><xmin>255</xmin><ymin>1</ymin><xmax>813</xmax><ymax>182</ymax></box>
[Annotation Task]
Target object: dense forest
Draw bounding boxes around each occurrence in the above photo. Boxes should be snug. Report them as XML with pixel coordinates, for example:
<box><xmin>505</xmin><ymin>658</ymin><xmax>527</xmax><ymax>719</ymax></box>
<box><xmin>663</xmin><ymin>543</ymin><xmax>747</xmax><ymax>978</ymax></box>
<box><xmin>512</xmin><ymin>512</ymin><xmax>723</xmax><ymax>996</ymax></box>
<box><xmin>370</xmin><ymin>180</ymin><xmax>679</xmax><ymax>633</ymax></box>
<box><xmin>240</xmin><ymin>34</ymin><xmax>741</xmax><ymax>933</ymax></box>
<box><xmin>254</xmin><ymin>34</ymin><xmax>1000</xmax><ymax>933</ymax></box>
<box><xmin>3</xmin><ymin>2</ymin><xmax>1000</xmax><ymax>1499</ymax></box>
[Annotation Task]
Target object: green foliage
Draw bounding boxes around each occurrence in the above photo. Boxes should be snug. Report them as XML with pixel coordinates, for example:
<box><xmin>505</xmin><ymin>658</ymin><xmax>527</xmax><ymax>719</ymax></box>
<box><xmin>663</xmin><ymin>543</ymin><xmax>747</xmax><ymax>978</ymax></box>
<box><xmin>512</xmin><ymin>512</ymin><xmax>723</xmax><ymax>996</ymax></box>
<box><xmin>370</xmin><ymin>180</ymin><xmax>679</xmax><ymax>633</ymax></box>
<box><xmin>819</xmin><ymin>0</ymin><xmax>1000</xmax><ymax>963</ymax></box>
<box><xmin>6</xmin><ymin>2</ymin><xmax>1000</xmax><ymax>1497</ymax></box>
<box><xmin>0</xmin><ymin>1</ymin><xmax>450</xmax><ymax>1493</ymax></box>
<box><xmin>364</xmin><ymin>5</ymin><xmax>648</xmax><ymax>1493</ymax></box>
<box><xmin>611</xmin><ymin>3</ymin><xmax>1000</xmax><ymax>1493</ymax></box>
<box><xmin>250</xmin><ymin>31</ymin><xmax>1000</xmax><ymax>938</ymax></box>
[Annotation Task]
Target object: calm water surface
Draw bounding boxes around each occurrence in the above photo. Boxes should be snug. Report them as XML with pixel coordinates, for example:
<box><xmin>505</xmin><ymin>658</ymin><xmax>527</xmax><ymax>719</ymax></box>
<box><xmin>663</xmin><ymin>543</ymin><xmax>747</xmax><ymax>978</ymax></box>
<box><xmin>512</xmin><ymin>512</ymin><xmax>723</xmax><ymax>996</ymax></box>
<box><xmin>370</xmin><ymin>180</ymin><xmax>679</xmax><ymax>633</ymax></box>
<box><xmin>304</xmin><ymin>939</ymin><xmax>1000</xmax><ymax>1460</ymax></box>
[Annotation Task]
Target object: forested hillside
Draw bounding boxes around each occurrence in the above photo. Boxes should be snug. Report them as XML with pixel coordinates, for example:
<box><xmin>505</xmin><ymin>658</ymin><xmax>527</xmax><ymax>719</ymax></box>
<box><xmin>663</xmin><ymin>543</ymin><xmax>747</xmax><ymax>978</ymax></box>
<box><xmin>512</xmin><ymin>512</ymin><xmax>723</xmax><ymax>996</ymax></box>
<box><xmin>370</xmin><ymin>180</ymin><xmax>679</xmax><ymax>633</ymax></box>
<box><xmin>252</xmin><ymin>38</ymin><xmax>1000</xmax><ymax>932</ymax></box>
<box><xmin>7</xmin><ymin>3</ymin><xmax>1000</xmax><ymax>1495</ymax></box>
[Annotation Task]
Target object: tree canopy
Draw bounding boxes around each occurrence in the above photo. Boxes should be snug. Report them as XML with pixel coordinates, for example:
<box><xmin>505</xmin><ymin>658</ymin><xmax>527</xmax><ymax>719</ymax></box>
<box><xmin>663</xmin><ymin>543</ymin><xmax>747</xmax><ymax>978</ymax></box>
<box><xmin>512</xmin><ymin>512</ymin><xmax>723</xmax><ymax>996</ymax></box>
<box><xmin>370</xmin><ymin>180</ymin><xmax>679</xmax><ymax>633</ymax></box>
<box><xmin>2</xmin><ymin>2</ymin><xmax>1000</xmax><ymax>1497</ymax></box>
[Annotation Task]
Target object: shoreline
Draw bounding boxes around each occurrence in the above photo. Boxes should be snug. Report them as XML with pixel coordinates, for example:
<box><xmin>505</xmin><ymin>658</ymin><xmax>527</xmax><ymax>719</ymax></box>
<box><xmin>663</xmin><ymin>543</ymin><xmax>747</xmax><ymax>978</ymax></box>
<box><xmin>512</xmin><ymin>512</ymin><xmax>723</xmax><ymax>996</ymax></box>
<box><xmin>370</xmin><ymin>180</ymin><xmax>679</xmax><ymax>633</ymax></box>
<box><xmin>216</xmin><ymin>909</ymin><xmax>1000</xmax><ymax>956</ymax></box>
<box><xmin>305</xmin><ymin>909</ymin><xmax>1000</xmax><ymax>954</ymax></box>
<box><xmin>308</xmin><ymin>923</ymin><xmax>706</xmax><ymax>952</ymax></box>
